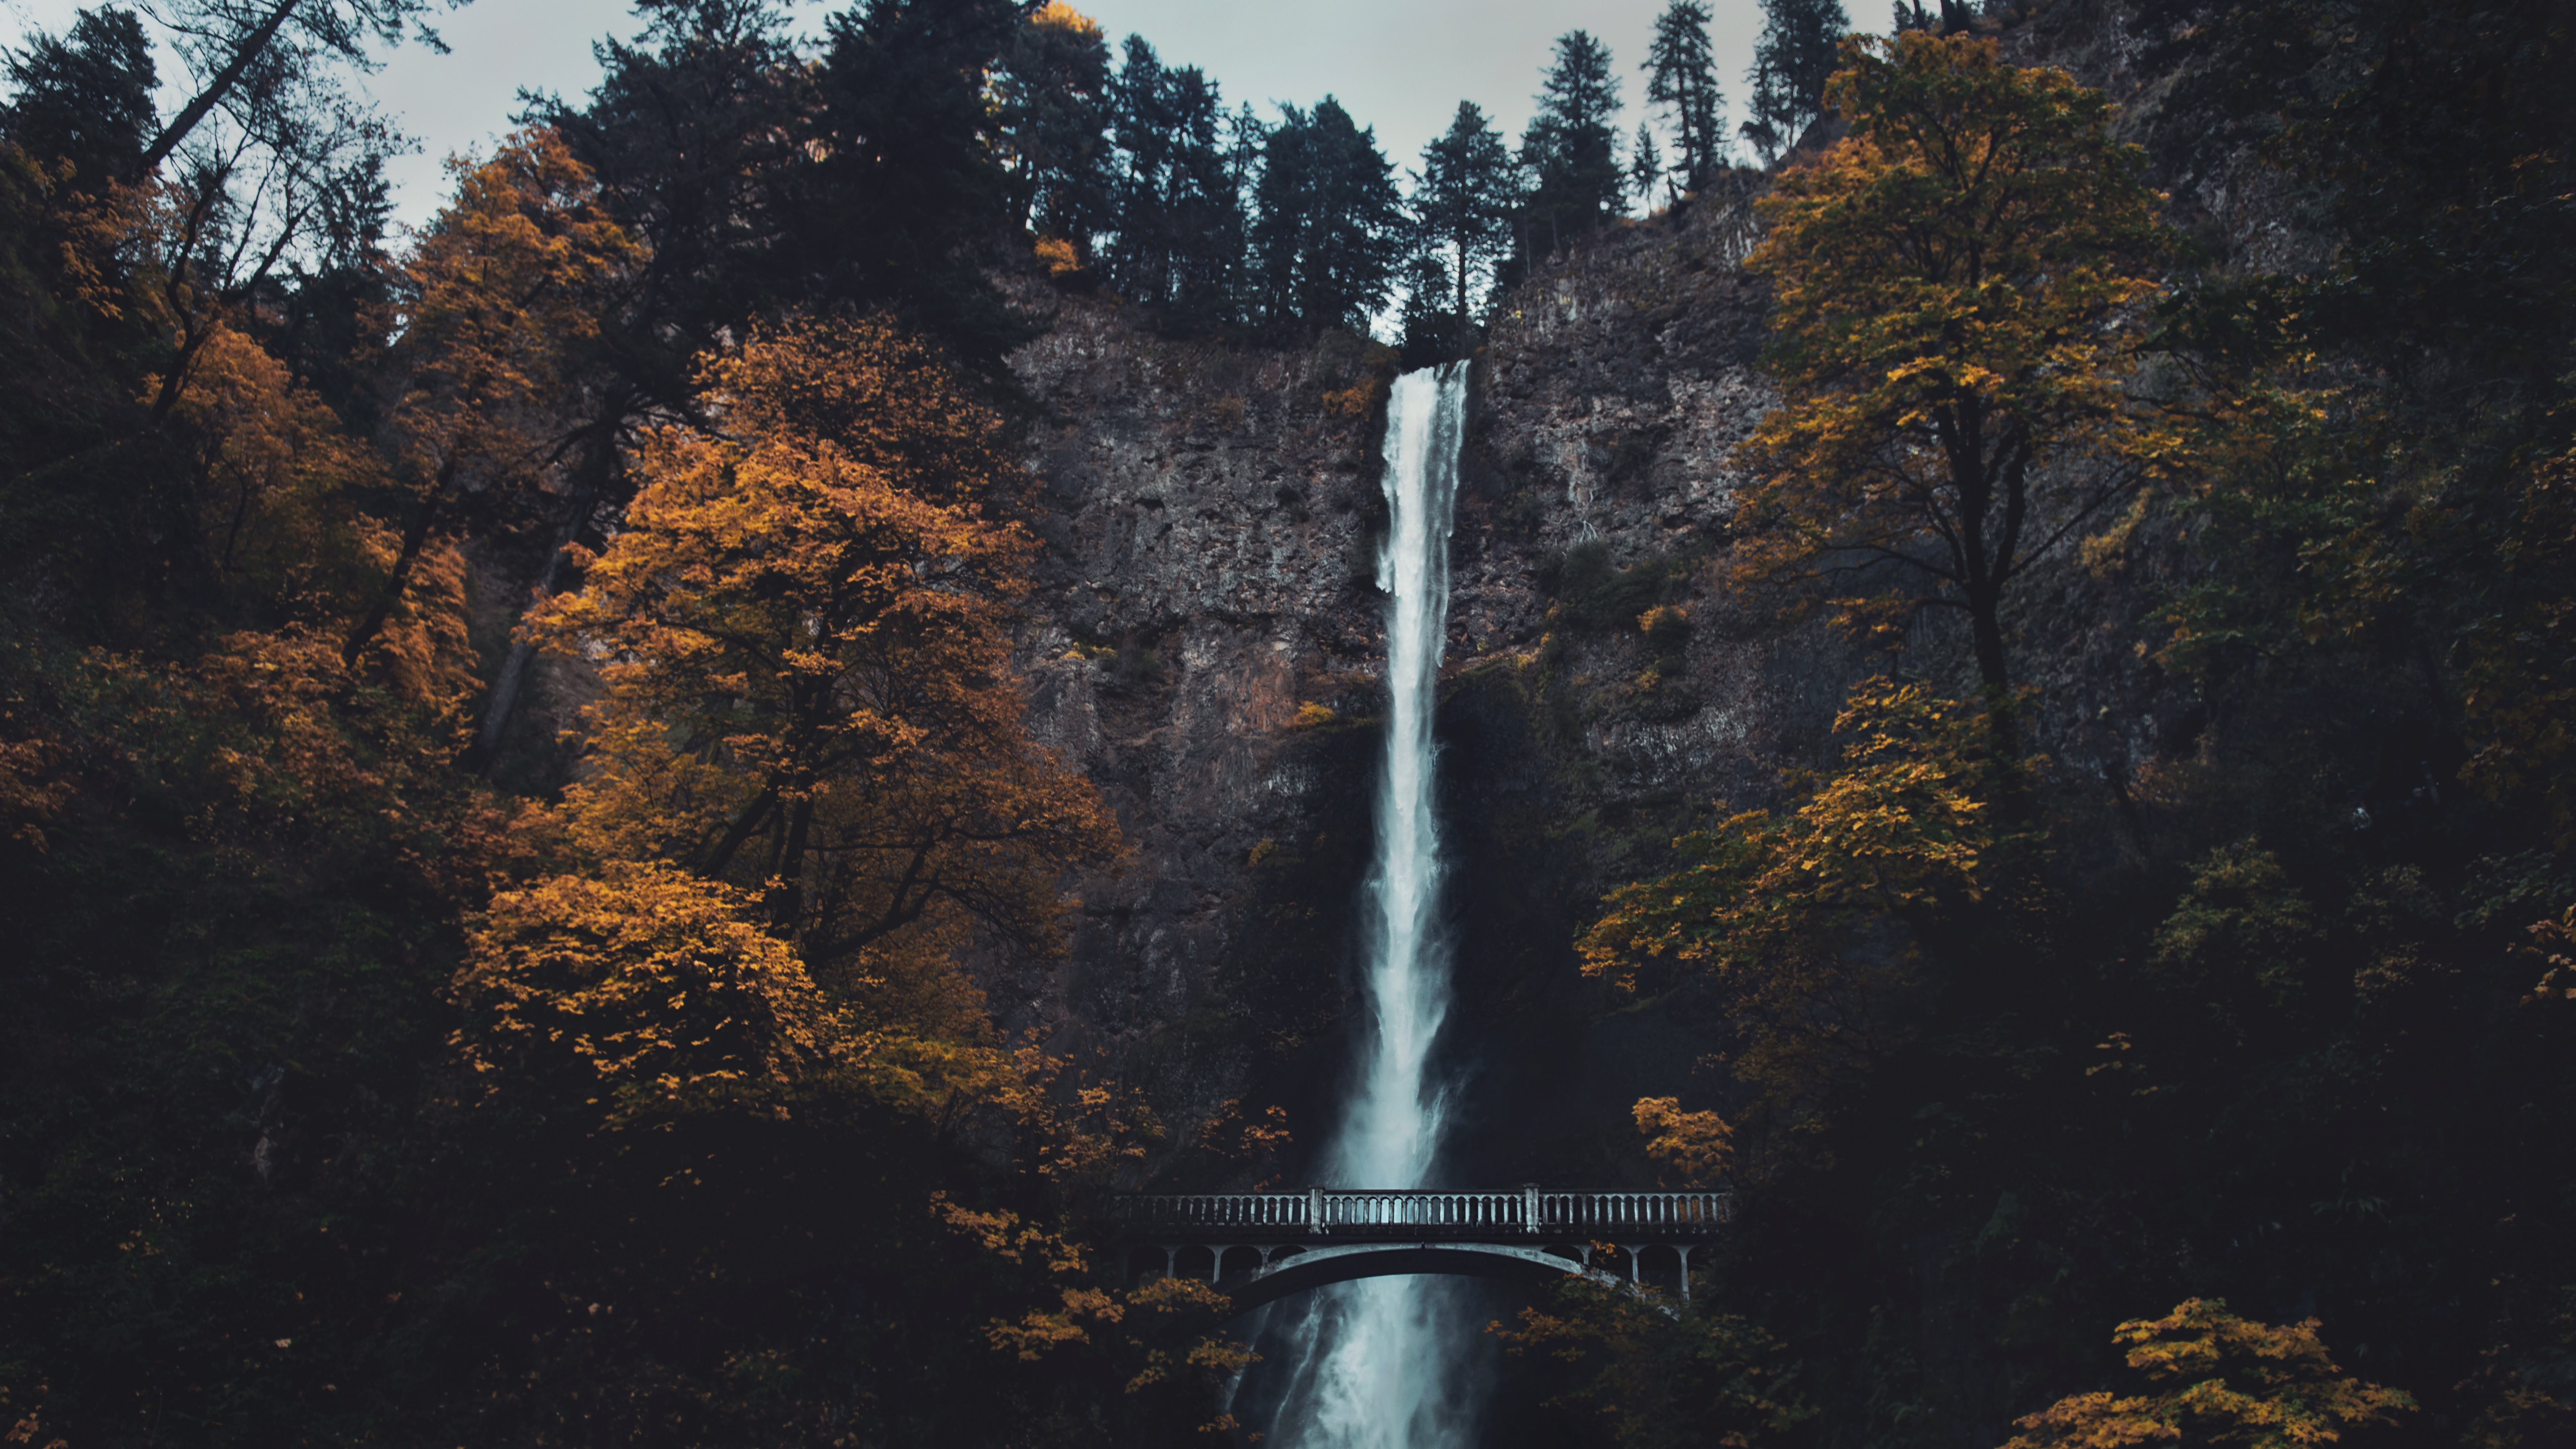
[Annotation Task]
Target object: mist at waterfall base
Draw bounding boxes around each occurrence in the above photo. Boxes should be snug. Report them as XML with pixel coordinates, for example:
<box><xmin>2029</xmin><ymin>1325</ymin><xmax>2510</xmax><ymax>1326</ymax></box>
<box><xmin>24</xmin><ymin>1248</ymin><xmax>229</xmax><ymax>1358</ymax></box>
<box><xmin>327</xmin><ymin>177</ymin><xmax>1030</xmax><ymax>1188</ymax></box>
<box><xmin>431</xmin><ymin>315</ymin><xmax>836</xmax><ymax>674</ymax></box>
<box><xmin>1235</xmin><ymin>364</ymin><xmax>1486</xmax><ymax>1448</ymax></box>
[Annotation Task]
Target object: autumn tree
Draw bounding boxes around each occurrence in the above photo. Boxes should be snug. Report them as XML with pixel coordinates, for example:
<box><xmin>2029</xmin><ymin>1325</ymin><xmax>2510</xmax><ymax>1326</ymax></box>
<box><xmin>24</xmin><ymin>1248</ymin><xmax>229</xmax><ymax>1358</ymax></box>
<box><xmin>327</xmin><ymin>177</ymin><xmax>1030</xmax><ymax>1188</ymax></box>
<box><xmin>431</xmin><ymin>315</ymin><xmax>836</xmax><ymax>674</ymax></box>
<box><xmin>350</xmin><ymin>127</ymin><xmax>636</xmax><ymax>707</ymax></box>
<box><xmin>1579</xmin><ymin>679</ymin><xmax>2040</xmax><ymax>1152</ymax></box>
<box><xmin>455</xmin><ymin>862</ymin><xmax>866</xmax><ymax>1130</ymax></box>
<box><xmin>528</xmin><ymin>316</ymin><xmax>1121</xmax><ymax>969</ymax></box>
<box><xmin>2003</xmin><ymin>1299</ymin><xmax>2413</xmax><ymax>1448</ymax></box>
<box><xmin>1737</xmin><ymin>33</ymin><xmax>2178</xmax><ymax>721</ymax></box>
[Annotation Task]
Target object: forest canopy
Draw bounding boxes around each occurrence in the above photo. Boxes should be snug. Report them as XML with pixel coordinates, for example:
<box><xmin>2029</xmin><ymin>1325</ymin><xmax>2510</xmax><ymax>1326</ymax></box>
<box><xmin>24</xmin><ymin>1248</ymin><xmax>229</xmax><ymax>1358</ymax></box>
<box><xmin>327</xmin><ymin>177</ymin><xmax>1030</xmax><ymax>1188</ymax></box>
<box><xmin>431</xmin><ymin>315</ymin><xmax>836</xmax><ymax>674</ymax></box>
<box><xmin>0</xmin><ymin>0</ymin><xmax>2570</xmax><ymax>1445</ymax></box>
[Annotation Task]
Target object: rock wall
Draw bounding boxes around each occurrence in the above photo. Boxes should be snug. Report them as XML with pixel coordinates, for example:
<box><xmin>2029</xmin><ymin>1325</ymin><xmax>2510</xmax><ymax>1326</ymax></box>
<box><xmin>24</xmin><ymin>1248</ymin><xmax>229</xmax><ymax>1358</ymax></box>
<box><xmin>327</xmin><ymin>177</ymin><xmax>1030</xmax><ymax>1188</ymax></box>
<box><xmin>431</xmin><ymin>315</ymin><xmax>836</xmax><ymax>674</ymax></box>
<box><xmin>1001</xmin><ymin>192</ymin><xmax>1870</xmax><ymax>1185</ymax></box>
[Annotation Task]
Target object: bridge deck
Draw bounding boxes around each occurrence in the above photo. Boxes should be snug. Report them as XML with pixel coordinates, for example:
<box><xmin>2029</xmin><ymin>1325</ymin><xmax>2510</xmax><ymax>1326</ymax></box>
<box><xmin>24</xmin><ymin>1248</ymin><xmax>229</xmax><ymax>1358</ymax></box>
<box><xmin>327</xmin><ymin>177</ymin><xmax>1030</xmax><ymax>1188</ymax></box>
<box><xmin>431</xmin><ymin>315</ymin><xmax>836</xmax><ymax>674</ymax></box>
<box><xmin>1111</xmin><ymin>1187</ymin><xmax>1730</xmax><ymax>1243</ymax></box>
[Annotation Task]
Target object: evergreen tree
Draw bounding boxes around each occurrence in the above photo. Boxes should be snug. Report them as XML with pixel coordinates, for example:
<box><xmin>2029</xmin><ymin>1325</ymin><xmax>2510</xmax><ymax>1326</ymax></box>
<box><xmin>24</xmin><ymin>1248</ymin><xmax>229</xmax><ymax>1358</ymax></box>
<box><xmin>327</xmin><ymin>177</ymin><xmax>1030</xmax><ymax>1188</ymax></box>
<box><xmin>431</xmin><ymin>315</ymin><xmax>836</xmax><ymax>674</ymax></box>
<box><xmin>1642</xmin><ymin>0</ymin><xmax>1726</xmax><ymax>192</ymax></box>
<box><xmin>1157</xmin><ymin>65</ymin><xmax>1243</xmax><ymax>325</ymax></box>
<box><xmin>550</xmin><ymin>0</ymin><xmax>809</xmax><ymax>415</ymax></box>
<box><xmin>1105</xmin><ymin>35</ymin><xmax>1175</xmax><ymax>301</ymax></box>
<box><xmin>1409</xmin><ymin>100</ymin><xmax>1519</xmax><ymax>322</ymax></box>
<box><xmin>1520</xmin><ymin>30</ymin><xmax>1625</xmax><ymax>254</ymax></box>
<box><xmin>1745</xmin><ymin>0</ymin><xmax>1850</xmax><ymax>160</ymax></box>
<box><xmin>1248</xmin><ymin>97</ymin><xmax>1403</xmax><ymax>332</ymax></box>
<box><xmin>798</xmin><ymin>0</ymin><xmax>1030</xmax><ymax>366</ymax></box>
<box><xmin>1631</xmin><ymin>120</ymin><xmax>1665</xmax><ymax>209</ymax></box>
<box><xmin>1</xmin><ymin>6</ymin><xmax>158</xmax><ymax>190</ymax></box>
<box><xmin>1396</xmin><ymin>250</ymin><xmax>1459</xmax><ymax>365</ymax></box>
<box><xmin>1103</xmin><ymin>36</ymin><xmax>1246</xmax><ymax>327</ymax></box>
<box><xmin>997</xmin><ymin>2</ymin><xmax>1116</xmax><ymax>258</ymax></box>
<box><xmin>1741</xmin><ymin>53</ymin><xmax>1788</xmax><ymax>162</ymax></box>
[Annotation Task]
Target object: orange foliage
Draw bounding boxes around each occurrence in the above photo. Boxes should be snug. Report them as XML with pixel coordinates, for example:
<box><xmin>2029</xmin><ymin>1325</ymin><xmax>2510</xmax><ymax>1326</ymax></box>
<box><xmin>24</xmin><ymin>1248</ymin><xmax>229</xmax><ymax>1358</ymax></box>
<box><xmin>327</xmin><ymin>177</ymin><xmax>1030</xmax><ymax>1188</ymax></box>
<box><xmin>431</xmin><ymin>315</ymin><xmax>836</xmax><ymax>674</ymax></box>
<box><xmin>344</xmin><ymin>126</ymin><xmax>639</xmax><ymax>675</ymax></box>
<box><xmin>530</xmin><ymin>316</ymin><xmax>1121</xmax><ymax>969</ymax></box>
<box><xmin>385</xmin><ymin>125</ymin><xmax>637</xmax><ymax>492</ymax></box>
<box><xmin>455</xmin><ymin>862</ymin><xmax>869</xmax><ymax>1128</ymax></box>
<box><xmin>2521</xmin><ymin>906</ymin><xmax>2576</xmax><ymax>1006</ymax></box>
<box><xmin>2002</xmin><ymin>1298</ymin><xmax>2414</xmax><ymax>1448</ymax></box>
<box><xmin>1580</xmin><ymin>679</ymin><xmax>2042</xmax><ymax>1159</ymax></box>
<box><xmin>1632</xmin><ymin>1097</ymin><xmax>1734</xmax><ymax>1186</ymax></box>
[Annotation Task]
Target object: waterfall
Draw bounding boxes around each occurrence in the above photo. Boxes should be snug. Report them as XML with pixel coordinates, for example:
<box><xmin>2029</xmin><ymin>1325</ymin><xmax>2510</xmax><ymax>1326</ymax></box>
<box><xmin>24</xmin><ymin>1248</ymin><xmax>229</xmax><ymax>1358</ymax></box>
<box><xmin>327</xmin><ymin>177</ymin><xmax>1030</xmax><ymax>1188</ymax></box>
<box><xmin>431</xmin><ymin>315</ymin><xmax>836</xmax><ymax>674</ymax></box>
<box><xmin>1258</xmin><ymin>362</ymin><xmax>1474</xmax><ymax>1448</ymax></box>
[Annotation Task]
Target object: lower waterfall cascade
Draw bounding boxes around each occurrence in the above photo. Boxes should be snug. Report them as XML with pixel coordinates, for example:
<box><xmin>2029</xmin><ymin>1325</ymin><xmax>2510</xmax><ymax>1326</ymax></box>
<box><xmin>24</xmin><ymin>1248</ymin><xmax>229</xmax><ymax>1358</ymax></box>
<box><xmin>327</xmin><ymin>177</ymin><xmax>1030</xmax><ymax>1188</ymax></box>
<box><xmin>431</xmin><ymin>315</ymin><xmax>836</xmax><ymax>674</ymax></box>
<box><xmin>1250</xmin><ymin>363</ymin><xmax>1475</xmax><ymax>1447</ymax></box>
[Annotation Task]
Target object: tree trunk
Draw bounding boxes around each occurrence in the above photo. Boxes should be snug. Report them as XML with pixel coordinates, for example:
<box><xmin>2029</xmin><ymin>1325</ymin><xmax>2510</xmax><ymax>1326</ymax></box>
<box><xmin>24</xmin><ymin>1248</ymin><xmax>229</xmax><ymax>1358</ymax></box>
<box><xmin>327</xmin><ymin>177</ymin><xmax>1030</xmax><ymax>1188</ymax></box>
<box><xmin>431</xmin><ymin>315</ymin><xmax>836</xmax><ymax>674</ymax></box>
<box><xmin>129</xmin><ymin>0</ymin><xmax>302</xmax><ymax>181</ymax></box>
<box><xmin>771</xmin><ymin>789</ymin><xmax>816</xmax><ymax>933</ymax></box>
<box><xmin>341</xmin><ymin>460</ymin><xmax>453</xmax><ymax>673</ymax></box>
<box><xmin>1968</xmin><ymin>591</ymin><xmax>2021</xmax><ymax>757</ymax></box>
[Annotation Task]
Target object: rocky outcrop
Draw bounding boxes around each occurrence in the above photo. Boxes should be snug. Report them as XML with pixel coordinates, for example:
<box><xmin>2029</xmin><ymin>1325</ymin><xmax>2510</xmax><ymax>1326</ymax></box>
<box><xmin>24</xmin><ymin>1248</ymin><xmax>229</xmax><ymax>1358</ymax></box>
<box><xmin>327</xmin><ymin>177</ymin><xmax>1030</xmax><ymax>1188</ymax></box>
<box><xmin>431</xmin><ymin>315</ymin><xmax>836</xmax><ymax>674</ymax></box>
<box><xmin>1000</xmin><ymin>195</ymin><xmax>1868</xmax><ymax>1182</ymax></box>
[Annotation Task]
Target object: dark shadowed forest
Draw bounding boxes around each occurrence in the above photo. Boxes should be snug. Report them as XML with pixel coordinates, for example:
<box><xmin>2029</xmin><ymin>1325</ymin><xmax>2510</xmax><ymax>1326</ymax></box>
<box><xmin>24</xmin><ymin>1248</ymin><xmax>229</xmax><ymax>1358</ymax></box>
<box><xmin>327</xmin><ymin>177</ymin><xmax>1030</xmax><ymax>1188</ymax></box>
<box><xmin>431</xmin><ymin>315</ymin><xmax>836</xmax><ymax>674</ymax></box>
<box><xmin>1</xmin><ymin>0</ymin><xmax>2571</xmax><ymax>1444</ymax></box>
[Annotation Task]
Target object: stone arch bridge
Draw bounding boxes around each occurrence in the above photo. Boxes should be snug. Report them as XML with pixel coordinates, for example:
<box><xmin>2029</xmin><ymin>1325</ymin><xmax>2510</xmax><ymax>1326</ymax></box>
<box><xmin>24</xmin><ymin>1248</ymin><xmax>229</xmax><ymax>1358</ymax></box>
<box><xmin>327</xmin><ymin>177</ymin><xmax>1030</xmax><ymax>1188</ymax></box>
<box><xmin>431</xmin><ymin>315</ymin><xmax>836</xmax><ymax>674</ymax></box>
<box><xmin>1111</xmin><ymin>1187</ymin><xmax>1731</xmax><ymax>1315</ymax></box>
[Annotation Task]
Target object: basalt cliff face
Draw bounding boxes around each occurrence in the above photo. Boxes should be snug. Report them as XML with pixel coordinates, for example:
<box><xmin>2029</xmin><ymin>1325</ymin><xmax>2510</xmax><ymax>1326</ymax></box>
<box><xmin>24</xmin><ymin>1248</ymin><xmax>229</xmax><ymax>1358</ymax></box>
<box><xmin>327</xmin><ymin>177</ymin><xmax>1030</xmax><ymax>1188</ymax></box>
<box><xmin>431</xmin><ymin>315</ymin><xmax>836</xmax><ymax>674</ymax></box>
<box><xmin>1000</xmin><ymin>192</ymin><xmax>1871</xmax><ymax>1185</ymax></box>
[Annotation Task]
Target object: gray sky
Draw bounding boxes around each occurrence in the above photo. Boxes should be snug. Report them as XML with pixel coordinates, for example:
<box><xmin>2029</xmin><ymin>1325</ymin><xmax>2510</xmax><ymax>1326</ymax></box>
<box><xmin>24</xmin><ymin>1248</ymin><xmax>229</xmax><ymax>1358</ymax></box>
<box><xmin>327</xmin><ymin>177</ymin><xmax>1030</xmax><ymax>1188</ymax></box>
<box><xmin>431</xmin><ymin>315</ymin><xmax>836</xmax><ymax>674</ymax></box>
<box><xmin>3</xmin><ymin>0</ymin><xmax>1773</xmax><ymax>235</ymax></box>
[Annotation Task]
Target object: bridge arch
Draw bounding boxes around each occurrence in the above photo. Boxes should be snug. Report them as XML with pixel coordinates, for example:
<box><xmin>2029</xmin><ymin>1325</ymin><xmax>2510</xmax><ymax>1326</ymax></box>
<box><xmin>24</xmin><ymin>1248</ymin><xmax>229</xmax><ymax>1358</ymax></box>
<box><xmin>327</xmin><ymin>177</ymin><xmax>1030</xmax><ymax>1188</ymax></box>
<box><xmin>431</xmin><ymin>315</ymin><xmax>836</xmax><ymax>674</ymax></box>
<box><xmin>1114</xmin><ymin>1187</ymin><xmax>1729</xmax><ymax>1319</ymax></box>
<box><xmin>1174</xmin><ymin>1242</ymin><xmax>1632</xmax><ymax>1317</ymax></box>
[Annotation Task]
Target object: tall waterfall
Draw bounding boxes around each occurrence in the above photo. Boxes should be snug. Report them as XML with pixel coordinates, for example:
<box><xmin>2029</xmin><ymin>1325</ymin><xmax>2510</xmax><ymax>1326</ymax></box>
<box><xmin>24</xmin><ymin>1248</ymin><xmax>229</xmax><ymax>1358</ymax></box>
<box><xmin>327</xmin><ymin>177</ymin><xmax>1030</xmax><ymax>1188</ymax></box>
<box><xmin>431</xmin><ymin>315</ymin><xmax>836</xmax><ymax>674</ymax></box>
<box><xmin>1261</xmin><ymin>363</ymin><xmax>1474</xmax><ymax>1447</ymax></box>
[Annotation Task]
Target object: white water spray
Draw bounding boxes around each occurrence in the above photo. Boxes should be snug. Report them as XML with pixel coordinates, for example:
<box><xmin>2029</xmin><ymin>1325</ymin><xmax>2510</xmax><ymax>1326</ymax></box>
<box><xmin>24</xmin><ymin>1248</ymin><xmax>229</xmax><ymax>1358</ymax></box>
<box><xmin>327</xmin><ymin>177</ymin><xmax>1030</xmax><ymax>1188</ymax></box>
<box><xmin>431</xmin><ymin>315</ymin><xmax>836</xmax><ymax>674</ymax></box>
<box><xmin>1264</xmin><ymin>363</ymin><xmax>1474</xmax><ymax>1448</ymax></box>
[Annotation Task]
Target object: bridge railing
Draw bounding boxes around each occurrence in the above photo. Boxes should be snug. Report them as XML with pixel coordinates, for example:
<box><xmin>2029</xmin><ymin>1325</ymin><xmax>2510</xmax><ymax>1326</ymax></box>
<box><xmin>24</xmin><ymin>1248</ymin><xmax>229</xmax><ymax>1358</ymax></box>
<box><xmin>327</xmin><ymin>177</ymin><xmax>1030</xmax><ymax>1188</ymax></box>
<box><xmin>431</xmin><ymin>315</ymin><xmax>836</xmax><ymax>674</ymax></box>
<box><xmin>1111</xmin><ymin>1187</ymin><xmax>1731</xmax><ymax>1239</ymax></box>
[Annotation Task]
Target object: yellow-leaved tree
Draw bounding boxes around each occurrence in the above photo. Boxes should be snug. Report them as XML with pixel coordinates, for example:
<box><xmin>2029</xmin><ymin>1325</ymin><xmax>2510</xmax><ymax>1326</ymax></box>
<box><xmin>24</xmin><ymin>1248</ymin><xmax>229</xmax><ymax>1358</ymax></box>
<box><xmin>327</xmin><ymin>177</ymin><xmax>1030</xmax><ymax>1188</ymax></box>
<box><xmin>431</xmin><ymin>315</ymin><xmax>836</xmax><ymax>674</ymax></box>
<box><xmin>1580</xmin><ymin>680</ymin><xmax>2042</xmax><ymax>1155</ymax></box>
<box><xmin>448</xmin><ymin>316</ymin><xmax>1248</xmax><ymax>1427</ymax></box>
<box><xmin>1739</xmin><ymin>32</ymin><xmax>2180</xmax><ymax>719</ymax></box>
<box><xmin>528</xmin><ymin>316</ymin><xmax>1123</xmax><ymax>975</ymax></box>
<box><xmin>345</xmin><ymin>125</ymin><xmax>639</xmax><ymax>674</ymax></box>
<box><xmin>2003</xmin><ymin>1298</ymin><xmax>2413</xmax><ymax>1448</ymax></box>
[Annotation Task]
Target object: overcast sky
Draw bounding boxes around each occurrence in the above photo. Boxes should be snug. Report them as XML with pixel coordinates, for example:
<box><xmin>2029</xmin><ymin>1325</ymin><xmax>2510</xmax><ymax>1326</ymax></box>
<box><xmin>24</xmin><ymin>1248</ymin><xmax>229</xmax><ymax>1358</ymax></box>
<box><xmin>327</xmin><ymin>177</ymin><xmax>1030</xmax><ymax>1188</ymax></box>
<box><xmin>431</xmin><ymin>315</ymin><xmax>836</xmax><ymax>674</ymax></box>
<box><xmin>1</xmin><ymin>0</ymin><xmax>1775</xmax><ymax>236</ymax></box>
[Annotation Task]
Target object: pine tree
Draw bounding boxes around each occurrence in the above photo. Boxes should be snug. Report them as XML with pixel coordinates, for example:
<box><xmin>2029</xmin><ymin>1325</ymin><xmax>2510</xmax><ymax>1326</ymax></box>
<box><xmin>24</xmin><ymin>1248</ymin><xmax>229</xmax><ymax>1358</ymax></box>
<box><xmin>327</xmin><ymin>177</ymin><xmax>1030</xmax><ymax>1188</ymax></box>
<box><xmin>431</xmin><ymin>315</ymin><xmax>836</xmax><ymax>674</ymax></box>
<box><xmin>1</xmin><ymin>6</ymin><xmax>159</xmax><ymax>190</ymax></box>
<box><xmin>1631</xmin><ymin>121</ymin><xmax>1665</xmax><ymax>209</ymax></box>
<box><xmin>1105</xmin><ymin>35</ymin><xmax>1175</xmax><ymax>303</ymax></box>
<box><xmin>1103</xmin><ymin>36</ymin><xmax>1245</xmax><ymax>327</ymax></box>
<box><xmin>799</xmin><ymin>0</ymin><xmax>1030</xmax><ymax>365</ymax></box>
<box><xmin>1741</xmin><ymin>54</ymin><xmax>1788</xmax><ymax>163</ymax></box>
<box><xmin>1396</xmin><ymin>250</ymin><xmax>1459</xmax><ymax>365</ymax></box>
<box><xmin>997</xmin><ymin>3</ymin><xmax>1115</xmax><ymax>258</ymax></box>
<box><xmin>1521</xmin><ymin>30</ymin><xmax>1626</xmax><ymax>253</ymax></box>
<box><xmin>1745</xmin><ymin>0</ymin><xmax>1850</xmax><ymax>160</ymax></box>
<box><xmin>1248</xmin><ymin>97</ymin><xmax>1403</xmax><ymax>332</ymax></box>
<box><xmin>551</xmin><ymin>0</ymin><xmax>808</xmax><ymax>415</ymax></box>
<box><xmin>1409</xmin><ymin>100</ymin><xmax>1519</xmax><ymax>321</ymax></box>
<box><xmin>1642</xmin><ymin>0</ymin><xmax>1727</xmax><ymax>192</ymax></box>
<box><xmin>1158</xmin><ymin>65</ymin><xmax>1243</xmax><ymax>326</ymax></box>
